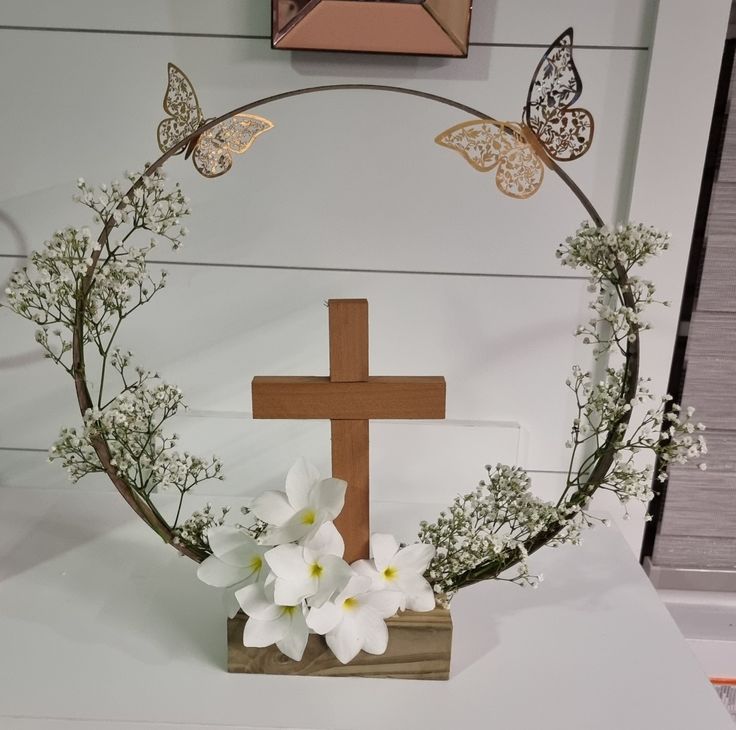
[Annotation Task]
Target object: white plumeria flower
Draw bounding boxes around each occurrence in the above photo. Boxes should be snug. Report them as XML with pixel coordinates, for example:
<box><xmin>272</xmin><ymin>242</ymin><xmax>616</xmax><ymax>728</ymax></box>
<box><xmin>307</xmin><ymin>575</ymin><xmax>402</xmax><ymax>664</ymax></box>
<box><xmin>353</xmin><ymin>533</ymin><xmax>436</xmax><ymax>612</ymax></box>
<box><xmin>265</xmin><ymin>522</ymin><xmax>353</xmax><ymax>607</ymax></box>
<box><xmin>250</xmin><ymin>458</ymin><xmax>347</xmax><ymax>545</ymax></box>
<box><xmin>196</xmin><ymin>527</ymin><xmax>268</xmax><ymax>618</ymax></box>
<box><xmin>237</xmin><ymin>580</ymin><xmax>310</xmax><ymax>661</ymax></box>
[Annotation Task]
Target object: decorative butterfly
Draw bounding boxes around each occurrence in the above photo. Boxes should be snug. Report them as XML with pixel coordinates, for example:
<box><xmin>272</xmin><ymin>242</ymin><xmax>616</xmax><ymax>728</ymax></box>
<box><xmin>435</xmin><ymin>28</ymin><xmax>593</xmax><ymax>200</ymax></box>
<box><xmin>157</xmin><ymin>63</ymin><xmax>274</xmax><ymax>178</ymax></box>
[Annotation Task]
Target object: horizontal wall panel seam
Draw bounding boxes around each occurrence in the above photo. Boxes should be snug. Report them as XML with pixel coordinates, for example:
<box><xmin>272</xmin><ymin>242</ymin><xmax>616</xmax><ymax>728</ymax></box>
<box><xmin>0</xmin><ymin>25</ymin><xmax>649</xmax><ymax>50</ymax></box>
<box><xmin>0</xmin><ymin>254</ymin><xmax>587</xmax><ymax>281</ymax></box>
<box><xmin>0</xmin><ymin>445</ymin><xmax>567</xmax><ymax>477</ymax></box>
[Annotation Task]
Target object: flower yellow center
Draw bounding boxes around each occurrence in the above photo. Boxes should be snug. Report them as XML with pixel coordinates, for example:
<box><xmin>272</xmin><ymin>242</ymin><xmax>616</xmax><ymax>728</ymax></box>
<box><xmin>343</xmin><ymin>597</ymin><xmax>359</xmax><ymax>611</ymax></box>
<box><xmin>249</xmin><ymin>556</ymin><xmax>263</xmax><ymax>573</ymax></box>
<box><xmin>310</xmin><ymin>562</ymin><xmax>324</xmax><ymax>578</ymax></box>
<box><xmin>382</xmin><ymin>565</ymin><xmax>398</xmax><ymax>581</ymax></box>
<box><xmin>282</xmin><ymin>605</ymin><xmax>297</xmax><ymax>616</ymax></box>
<box><xmin>301</xmin><ymin>509</ymin><xmax>316</xmax><ymax>525</ymax></box>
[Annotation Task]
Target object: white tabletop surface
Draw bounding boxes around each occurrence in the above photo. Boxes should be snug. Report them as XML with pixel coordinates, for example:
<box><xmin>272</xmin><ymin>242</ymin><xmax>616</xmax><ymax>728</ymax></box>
<box><xmin>0</xmin><ymin>487</ymin><xmax>732</xmax><ymax>730</ymax></box>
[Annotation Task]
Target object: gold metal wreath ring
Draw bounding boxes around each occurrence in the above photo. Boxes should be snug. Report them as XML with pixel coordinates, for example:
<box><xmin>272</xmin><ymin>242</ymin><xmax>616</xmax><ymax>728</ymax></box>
<box><xmin>69</xmin><ymin>84</ymin><xmax>640</xmax><ymax>570</ymax></box>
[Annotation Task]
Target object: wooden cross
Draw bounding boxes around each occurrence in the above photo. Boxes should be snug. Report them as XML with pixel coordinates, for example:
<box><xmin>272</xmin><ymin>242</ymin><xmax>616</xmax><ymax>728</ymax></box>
<box><xmin>251</xmin><ymin>299</ymin><xmax>446</xmax><ymax>563</ymax></box>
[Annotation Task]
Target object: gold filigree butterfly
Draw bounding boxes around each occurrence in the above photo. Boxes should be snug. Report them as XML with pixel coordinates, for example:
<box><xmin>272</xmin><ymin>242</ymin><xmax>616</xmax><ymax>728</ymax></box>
<box><xmin>435</xmin><ymin>28</ymin><xmax>594</xmax><ymax>199</ymax></box>
<box><xmin>157</xmin><ymin>63</ymin><xmax>273</xmax><ymax>178</ymax></box>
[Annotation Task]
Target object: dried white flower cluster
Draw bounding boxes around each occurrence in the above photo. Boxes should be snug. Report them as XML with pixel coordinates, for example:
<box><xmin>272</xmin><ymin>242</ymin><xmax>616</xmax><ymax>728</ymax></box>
<box><xmin>175</xmin><ymin>503</ymin><xmax>231</xmax><ymax>553</ymax></box>
<box><xmin>75</xmin><ymin>171</ymin><xmax>190</xmax><ymax>246</ymax></box>
<box><xmin>418</xmin><ymin>465</ymin><xmax>563</xmax><ymax>600</ymax></box>
<box><xmin>558</xmin><ymin>222</ymin><xmax>671</xmax><ymax>358</ymax></box>
<box><xmin>559</xmin><ymin>222</ymin><xmax>706</xmax><ymax>514</ymax></box>
<box><xmin>4</xmin><ymin>227</ymin><xmax>94</xmax><ymax>372</ymax></box>
<box><xmin>174</xmin><ymin>503</ymin><xmax>268</xmax><ymax>552</ymax></box>
<box><xmin>418</xmin><ymin>221</ymin><xmax>707</xmax><ymax>598</ymax></box>
<box><xmin>3</xmin><ymin>172</ymin><xmax>224</xmax><ymax>549</ymax></box>
<box><xmin>658</xmin><ymin>402</ymin><xmax>708</xmax><ymax>471</ymax></box>
<box><xmin>556</xmin><ymin>221</ymin><xmax>670</xmax><ymax>277</ymax></box>
<box><xmin>3</xmin><ymin>170</ymin><xmax>190</xmax><ymax>375</ymax></box>
<box><xmin>563</xmin><ymin>368</ymin><xmax>706</xmax><ymax>520</ymax></box>
<box><xmin>50</xmin><ymin>380</ymin><xmax>223</xmax><ymax>499</ymax></box>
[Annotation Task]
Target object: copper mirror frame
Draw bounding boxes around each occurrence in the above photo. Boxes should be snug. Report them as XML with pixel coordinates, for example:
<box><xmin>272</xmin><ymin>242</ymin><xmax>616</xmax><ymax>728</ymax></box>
<box><xmin>272</xmin><ymin>0</ymin><xmax>474</xmax><ymax>57</ymax></box>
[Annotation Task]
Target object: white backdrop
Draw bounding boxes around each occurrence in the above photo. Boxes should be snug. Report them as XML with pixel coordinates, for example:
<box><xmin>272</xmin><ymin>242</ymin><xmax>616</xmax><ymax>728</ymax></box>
<box><xmin>0</xmin><ymin>0</ymin><xmax>729</xmax><ymax>555</ymax></box>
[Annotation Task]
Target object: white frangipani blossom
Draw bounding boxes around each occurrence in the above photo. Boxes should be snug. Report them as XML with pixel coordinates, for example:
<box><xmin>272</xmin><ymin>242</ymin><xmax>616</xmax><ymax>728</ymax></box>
<box><xmin>250</xmin><ymin>458</ymin><xmax>346</xmax><ymax>544</ymax></box>
<box><xmin>237</xmin><ymin>580</ymin><xmax>310</xmax><ymax>662</ymax></box>
<box><xmin>264</xmin><ymin>521</ymin><xmax>353</xmax><ymax>607</ymax></box>
<box><xmin>353</xmin><ymin>533</ymin><xmax>436</xmax><ymax>612</ymax></box>
<box><xmin>196</xmin><ymin>526</ymin><xmax>268</xmax><ymax>618</ymax></box>
<box><xmin>306</xmin><ymin>575</ymin><xmax>402</xmax><ymax>664</ymax></box>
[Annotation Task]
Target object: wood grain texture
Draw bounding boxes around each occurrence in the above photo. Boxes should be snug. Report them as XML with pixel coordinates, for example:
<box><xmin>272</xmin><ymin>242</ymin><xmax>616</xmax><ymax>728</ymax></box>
<box><xmin>227</xmin><ymin>607</ymin><xmax>452</xmax><ymax>680</ymax></box>
<box><xmin>326</xmin><ymin>300</ymin><xmax>371</xmax><ymax>560</ymax></box>
<box><xmin>666</xmin><ymin>468</ymin><xmax>735</xmax><ymax>493</ymax></box>
<box><xmin>719</xmin><ymin>104</ymin><xmax>736</xmax><ymax>182</ymax></box>
<box><xmin>688</xmin><ymin>311</ymin><xmax>736</xmax><ymax>358</ymax></box>
<box><xmin>660</xmin><ymin>485</ymin><xmax>736</xmax><ymax>538</ymax></box>
<box><xmin>652</xmin><ymin>534</ymin><xmax>736</xmax><ymax>569</ymax></box>
<box><xmin>697</xmin><ymin>237</ymin><xmax>736</xmax><ymax>312</ymax></box>
<box><xmin>329</xmin><ymin>299</ymin><xmax>368</xmax><ymax>383</ymax></box>
<box><xmin>332</xmin><ymin>419</ymin><xmax>370</xmax><ymax>562</ymax></box>
<box><xmin>252</xmin><ymin>376</ymin><xmax>446</xmax><ymax>419</ymax></box>
<box><xmin>706</xmin><ymin>181</ymin><xmax>736</xmax><ymax>235</ymax></box>
<box><xmin>681</xmin><ymin>357</ymin><xmax>736</xmax><ymax>430</ymax></box>
<box><xmin>680</xmin><ymin>429</ymin><xmax>736</xmax><ymax>472</ymax></box>
<box><xmin>650</xmin><ymin>51</ymin><xmax>736</xmax><ymax>574</ymax></box>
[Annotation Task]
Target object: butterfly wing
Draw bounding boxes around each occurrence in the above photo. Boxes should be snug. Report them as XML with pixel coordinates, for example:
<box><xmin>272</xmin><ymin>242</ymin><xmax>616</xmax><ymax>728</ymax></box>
<box><xmin>192</xmin><ymin>113</ymin><xmax>274</xmax><ymax>178</ymax></box>
<box><xmin>157</xmin><ymin>63</ymin><xmax>205</xmax><ymax>154</ymax></box>
<box><xmin>523</xmin><ymin>28</ymin><xmax>593</xmax><ymax>161</ymax></box>
<box><xmin>496</xmin><ymin>123</ymin><xmax>544</xmax><ymax>200</ymax></box>
<box><xmin>496</xmin><ymin>142</ymin><xmax>544</xmax><ymax>199</ymax></box>
<box><xmin>436</xmin><ymin>120</ymin><xmax>544</xmax><ymax>199</ymax></box>
<box><xmin>435</xmin><ymin>120</ymin><xmax>516</xmax><ymax>172</ymax></box>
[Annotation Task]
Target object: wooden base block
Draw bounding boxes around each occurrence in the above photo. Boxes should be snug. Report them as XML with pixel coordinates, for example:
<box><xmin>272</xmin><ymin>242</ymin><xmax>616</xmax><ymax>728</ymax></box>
<box><xmin>227</xmin><ymin>607</ymin><xmax>452</xmax><ymax>680</ymax></box>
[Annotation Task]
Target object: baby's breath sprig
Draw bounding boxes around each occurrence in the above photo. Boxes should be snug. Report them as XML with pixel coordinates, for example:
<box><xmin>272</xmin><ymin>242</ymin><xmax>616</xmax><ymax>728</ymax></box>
<box><xmin>174</xmin><ymin>504</ymin><xmax>231</xmax><ymax>554</ymax></box>
<box><xmin>419</xmin><ymin>222</ymin><xmax>706</xmax><ymax>599</ymax></box>
<box><xmin>3</xmin><ymin>171</ymin><xmax>216</xmax><ymax>561</ymax></box>
<box><xmin>419</xmin><ymin>465</ymin><xmax>562</xmax><ymax>602</ymax></box>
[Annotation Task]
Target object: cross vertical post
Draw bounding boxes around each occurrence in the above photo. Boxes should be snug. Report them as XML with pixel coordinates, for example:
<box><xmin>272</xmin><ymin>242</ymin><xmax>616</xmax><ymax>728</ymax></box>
<box><xmin>329</xmin><ymin>300</ymin><xmax>370</xmax><ymax>563</ymax></box>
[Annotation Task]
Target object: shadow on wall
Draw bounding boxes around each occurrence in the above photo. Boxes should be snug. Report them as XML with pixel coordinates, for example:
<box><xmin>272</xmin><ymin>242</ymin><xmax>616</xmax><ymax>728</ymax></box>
<box><xmin>0</xmin><ymin>209</ymin><xmax>39</xmax><ymax>370</ymax></box>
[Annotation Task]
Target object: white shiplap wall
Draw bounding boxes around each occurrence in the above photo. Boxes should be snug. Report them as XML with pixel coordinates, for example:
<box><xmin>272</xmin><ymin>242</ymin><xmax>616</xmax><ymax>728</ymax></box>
<box><xmin>0</xmin><ymin>1</ymin><xmax>728</xmax><ymax>554</ymax></box>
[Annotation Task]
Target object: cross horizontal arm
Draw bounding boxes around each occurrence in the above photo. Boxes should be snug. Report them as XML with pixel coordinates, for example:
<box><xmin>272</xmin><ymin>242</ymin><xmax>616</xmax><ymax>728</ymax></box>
<box><xmin>251</xmin><ymin>376</ymin><xmax>446</xmax><ymax>420</ymax></box>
